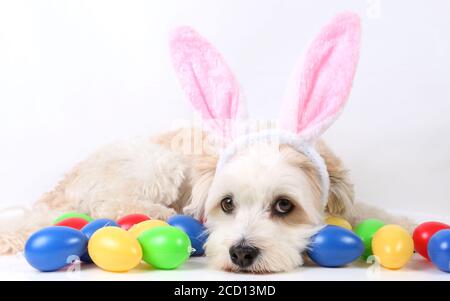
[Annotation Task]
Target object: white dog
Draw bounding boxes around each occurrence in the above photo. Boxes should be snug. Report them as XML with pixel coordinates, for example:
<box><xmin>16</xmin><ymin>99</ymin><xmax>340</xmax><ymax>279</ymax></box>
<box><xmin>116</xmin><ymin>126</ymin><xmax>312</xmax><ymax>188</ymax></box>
<box><xmin>0</xmin><ymin>13</ymin><xmax>414</xmax><ymax>273</ymax></box>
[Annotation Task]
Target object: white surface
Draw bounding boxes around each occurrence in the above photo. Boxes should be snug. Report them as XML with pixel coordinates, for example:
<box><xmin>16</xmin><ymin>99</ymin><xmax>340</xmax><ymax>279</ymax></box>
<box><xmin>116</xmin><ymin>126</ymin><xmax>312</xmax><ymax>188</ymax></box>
<box><xmin>0</xmin><ymin>253</ymin><xmax>448</xmax><ymax>281</ymax></box>
<box><xmin>0</xmin><ymin>2</ymin><xmax>450</xmax><ymax>216</ymax></box>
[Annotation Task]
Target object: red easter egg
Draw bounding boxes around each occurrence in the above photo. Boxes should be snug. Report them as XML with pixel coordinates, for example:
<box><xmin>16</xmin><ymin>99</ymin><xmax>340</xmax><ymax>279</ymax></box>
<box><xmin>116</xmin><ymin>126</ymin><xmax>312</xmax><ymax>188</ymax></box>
<box><xmin>54</xmin><ymin>217</ymin><xmax>89</xmax><ymax>230</ymax></box>
<box><xmin>117</xmin><ymin>214</ymin><xmax>151</xmax><ymax>230</ymax></box>
<box><xmin>413</xmin><ymin>221</ymin><xmax>450</xmax><ymax>260</ymax></box>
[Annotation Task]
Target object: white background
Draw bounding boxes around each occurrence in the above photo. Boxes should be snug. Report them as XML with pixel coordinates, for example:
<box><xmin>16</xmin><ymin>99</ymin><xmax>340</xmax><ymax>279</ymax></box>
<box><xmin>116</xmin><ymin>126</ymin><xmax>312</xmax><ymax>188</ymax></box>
<box><xmin>0</xmin><ymin>0</ymin><xmax>449</xmax><ymax>217</ymax></box>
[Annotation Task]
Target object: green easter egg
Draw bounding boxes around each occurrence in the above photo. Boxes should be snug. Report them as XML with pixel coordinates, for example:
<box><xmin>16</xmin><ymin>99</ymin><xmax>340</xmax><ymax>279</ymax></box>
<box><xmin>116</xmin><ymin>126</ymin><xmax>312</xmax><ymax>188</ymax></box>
<box><xmin>354</xmin><ymin>218</ymin><xmax>385</xmax><ymax>259</ymax></box>
<box><xmin>138</xmin><ymin>225</ymin><xmax>191</xmax><ymax>270</ymax></box>
<box><xmin>53</xmin><ymin>212</ymin><xmax>94</xmax><ymax>224</ymax></box>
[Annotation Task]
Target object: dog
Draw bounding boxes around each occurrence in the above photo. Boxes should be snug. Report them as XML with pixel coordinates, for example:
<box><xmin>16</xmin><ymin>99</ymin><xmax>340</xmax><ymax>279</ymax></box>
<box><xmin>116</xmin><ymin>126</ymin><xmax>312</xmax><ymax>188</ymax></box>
<box><xmin>0</xmin><ymin>12</ymin><xmax>414</xmax><ymax>273</ymax></box>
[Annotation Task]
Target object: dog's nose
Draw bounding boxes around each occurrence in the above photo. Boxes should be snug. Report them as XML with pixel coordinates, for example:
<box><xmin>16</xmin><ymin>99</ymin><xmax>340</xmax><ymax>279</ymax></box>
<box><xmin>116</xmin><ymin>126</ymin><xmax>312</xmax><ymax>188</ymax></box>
<box><xmin>229</xmin><ymin>244</ymin><xmax>260</xmax><ymax>268</ymax></box>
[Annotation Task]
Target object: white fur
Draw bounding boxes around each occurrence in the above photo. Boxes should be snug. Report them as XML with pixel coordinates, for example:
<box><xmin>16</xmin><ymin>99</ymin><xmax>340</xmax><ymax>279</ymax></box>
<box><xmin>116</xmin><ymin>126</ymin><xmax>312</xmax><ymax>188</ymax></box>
<box><xmin>66</xmin><ymin>138</ymin><xmax>188</xmax><ymax>218</ymax></box>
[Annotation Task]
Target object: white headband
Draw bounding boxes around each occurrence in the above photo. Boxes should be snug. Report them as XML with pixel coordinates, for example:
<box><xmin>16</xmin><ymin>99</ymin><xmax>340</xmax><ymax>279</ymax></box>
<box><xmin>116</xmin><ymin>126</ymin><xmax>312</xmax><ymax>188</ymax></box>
<box><xmin>215</xmin><ymin>130</ymin><xmax>330</xmax><ymax>207</ymax></box>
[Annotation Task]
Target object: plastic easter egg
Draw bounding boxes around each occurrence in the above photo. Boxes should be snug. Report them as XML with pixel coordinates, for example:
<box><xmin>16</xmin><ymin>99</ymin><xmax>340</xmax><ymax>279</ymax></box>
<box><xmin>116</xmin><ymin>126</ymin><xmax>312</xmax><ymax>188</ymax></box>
<box><xmin>80</xmin><ymin>219</ymin><xmax>119</xmax><ymax>262</ymax></box>
<box><xmin>428</xmin><ymin>229</ymin><xmax>450</xmax><ymax>272</ymax></box>
<box><xmin>325</xmin><ymin>216</ymin><xmax>352</xmax><ymax>230</ymax></box>
<box><xmin>54</xmin><ymin>217</ymin><xmax>89</xmax><ymax>230</ymax></box>
<box><xmin>117</xmin><ymin>213</ymin><xmax>151</xmax><ymax>231</ymax></box>
<box><xmin>128</xmin><ymin>220</ymin><xmax>168</xmax><ymax>237</ymax></box>
<box><xmin>88</xmin><ymin>227</ymin><xmax>142</xmax><ymax>272</ymax></box>
<box><xmin>413</xmin><ymin>221</ymin><xmax>450</xmax><ymax>260</ymax></box>
<box><xmin>372</xmin><ymin>224</ymin><xmax>414</xmax><ymax>269</ymax></box>
<box><xmin>24</xmin><ymin>226</ymin><xmax>88</xmax><ymax>272</ymax></box>
<box><xmin>354</xmin><ymin>218</ymin><xmax>385</xmax><ymax>259</ymax></box>
<box><xmin>168</xmin><ymin>215</ymin><xmax>208</xmax><ymax>256</ymax></box>
<box><xmin>53</xmin><ymin>212</ymin><xmax>93</xmax><ymax>224</ymax></box>
<box><xmin>307</xmin><ymin>225</ymin><xmax>364</xmax><ymax>267</ymax></box>
<box><xmin>138</xmin><ymin>226</ymin><xmax>191</xmax><ymax>270</ymax></box>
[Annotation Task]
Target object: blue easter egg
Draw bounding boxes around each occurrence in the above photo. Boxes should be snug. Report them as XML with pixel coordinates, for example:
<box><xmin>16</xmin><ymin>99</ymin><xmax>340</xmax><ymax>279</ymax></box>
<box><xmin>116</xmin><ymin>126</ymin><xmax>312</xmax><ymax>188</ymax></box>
<box><xmin>428</xmin><ymin>229</ymin><xmax>450</xmax><ymax>272</ymax></box>
<box><xmin>24</xmin><ymin>226</ymin><xmax>88</xmax><ymax>272</ymax></box>
<box><xmin>167</xmin><ymin>215</ymin><xmax>208</xmax><ymax>256</ymax></box>
<box><xmin>80</xmin><ymin>218</ymin><xmax>119</xmax><ymax>262</ymax></box>
<box><xmin>307</xmin><ymin>225</ymin><xmax>364</xmax><ymax>267</ymax></box>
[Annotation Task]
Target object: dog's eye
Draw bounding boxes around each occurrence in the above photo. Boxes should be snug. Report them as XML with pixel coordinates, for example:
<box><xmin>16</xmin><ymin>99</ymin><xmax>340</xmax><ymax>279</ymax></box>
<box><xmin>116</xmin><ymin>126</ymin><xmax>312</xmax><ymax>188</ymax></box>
<box><xmin>220</xmin><ymin>196</ymin><xmax>234</xmax><ymax>214</ymax></box>
<box><xmin>272</xmin><ymin>198</ymin><xmax>294</xmax><ymax>215</ymax></box>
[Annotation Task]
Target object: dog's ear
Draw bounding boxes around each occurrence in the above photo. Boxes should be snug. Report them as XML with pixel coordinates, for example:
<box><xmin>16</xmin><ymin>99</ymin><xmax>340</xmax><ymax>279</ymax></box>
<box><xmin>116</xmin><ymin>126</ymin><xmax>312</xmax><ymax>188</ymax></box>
<box><xmin>280</xmin><ymin>12</ymin><xmax>361</xmax><ymax>141</ymax></box>
<box><xmin>315</xmin><ymin>142</ymin><xmax>355</xmax><ymax>217</ymax></box>
<box><xmin>183</xmin><ymin>154</ymin><xmax>218</xmax><ymax>220</ymax></box>
<box><xmin>170</xmin><ymin>26</ymin><xmax>247</xmax><ymax>143</ymax></box>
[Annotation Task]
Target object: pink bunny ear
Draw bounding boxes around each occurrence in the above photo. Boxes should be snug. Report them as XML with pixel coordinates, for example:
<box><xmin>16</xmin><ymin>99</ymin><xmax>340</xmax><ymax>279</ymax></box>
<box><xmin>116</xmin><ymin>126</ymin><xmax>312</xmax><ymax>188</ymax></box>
<box><xmin>170</xmin><ymin>26</ymin><xmax>246</xmax><ymax>141</ymax></box>
<box><xmin>280</xmin><ymin>12</ymin><xmax>361</xmax><ymax>141</ymax></box>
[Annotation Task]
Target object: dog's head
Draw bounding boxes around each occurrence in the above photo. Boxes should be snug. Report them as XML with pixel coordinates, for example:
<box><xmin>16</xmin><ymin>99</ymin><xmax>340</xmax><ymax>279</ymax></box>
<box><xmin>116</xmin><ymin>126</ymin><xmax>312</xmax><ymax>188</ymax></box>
<box><xmin>204</xmin><ymin>145</ymin><xmax>323</xmax><ymax>272</ymax></box>
<box><xmin>170</xmin><ymin>12</ymin><xmax>361</xmax><ymax>272</ymax></box>
<box><xmin>182</xmin><ymin>140</ymin><xmax>354</xmax><ymax>273</ymax></box>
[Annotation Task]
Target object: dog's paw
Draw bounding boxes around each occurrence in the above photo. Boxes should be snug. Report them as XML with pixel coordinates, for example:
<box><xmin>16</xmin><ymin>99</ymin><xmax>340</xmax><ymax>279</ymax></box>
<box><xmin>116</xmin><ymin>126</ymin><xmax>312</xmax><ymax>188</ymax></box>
<box><xmin>0</xmin><ymin>233</ymin><xmax>22</xmax><ymax>255</ymax></box>
<box><xmin>147</xmin><ymin>204</ymin><xmax>177</xmax><ymax>221</ymax></box>
<box><xmin>0</xmin><ymin>227</ymin><xmax>40</xmax><ymax>255</ymax></box>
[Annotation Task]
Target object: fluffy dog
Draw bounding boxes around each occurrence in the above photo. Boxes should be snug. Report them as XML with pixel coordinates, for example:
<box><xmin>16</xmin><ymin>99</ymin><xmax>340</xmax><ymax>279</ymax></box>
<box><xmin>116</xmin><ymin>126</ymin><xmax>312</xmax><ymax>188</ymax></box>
<box><xmin>0</xmin><ymin>13</ymin><xmax>414</xmax><ymax>273</ymax></box>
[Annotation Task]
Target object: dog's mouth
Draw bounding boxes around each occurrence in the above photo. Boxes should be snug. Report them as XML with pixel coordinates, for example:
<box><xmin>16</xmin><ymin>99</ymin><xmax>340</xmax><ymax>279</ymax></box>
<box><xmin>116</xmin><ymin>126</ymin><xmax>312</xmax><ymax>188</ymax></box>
<box><xmin>223</xmin><ymin>262</ymin><xmax>272</xmax><ymax>274</ymax></box>
<box><xmin>223</xmin><ymin>254</ymin><xmax>276</xmax><ymax>274</ymax></box>
<box><xmin>219</xmin><ymin>248</ymin><xmax>309</xmax><ymax>274</ymax></box>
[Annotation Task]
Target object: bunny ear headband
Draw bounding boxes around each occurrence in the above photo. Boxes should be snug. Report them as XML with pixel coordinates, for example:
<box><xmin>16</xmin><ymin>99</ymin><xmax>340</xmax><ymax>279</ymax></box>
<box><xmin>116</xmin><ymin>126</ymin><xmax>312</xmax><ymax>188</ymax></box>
<box><xmin>170</xmin><ymin>12</ymin><xmax>361</xmax><ymax>208</ymax></box>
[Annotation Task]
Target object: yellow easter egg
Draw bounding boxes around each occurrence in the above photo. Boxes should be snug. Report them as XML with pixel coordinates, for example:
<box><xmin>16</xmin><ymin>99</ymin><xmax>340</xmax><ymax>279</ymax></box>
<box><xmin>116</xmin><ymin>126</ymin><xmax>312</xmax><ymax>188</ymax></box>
<box><xmin>88</xmin><ymin>226</ymin><xmax>142</xmax><ymax>272</ymax></box>
<box><xmin>325</xmin><ymin>216</ymin><xmax>353</xmax><ymax>230</ymax></box>
<box><xmin>372</xmin><ymin>224</ymin><xmax>414</xmax><ymax>270</ymax></box>
<box><xmin>128</xmin><ymin>220</ymin><xmax>168</xmax><ymax>238</ymax></box>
